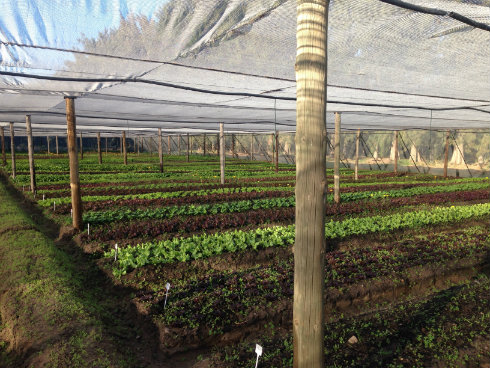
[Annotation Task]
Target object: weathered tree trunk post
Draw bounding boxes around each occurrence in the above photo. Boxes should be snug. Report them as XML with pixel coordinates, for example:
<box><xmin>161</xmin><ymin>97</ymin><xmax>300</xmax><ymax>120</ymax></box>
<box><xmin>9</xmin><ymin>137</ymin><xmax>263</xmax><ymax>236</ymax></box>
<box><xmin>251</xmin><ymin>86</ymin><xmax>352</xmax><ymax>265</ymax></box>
<box><xmin>56</xmin><ymin>135</ymin><xmax>59</xmax><ymax>155</ymax></box>
<box><xmin>47</xmin><ymin>136</ymin><xmax>50</xmax><ymax>154</ymax></box>
<box><xmin>334</xmin><ymin>112</ymin><xmax>341</xmax><ymax>205</ymax></box>
<box><xmin>203</xmin><ymin>133</ymin><xmax>207</xmax><ymax>156</ymax></box>
<box><xmin>97</xmin><ymin>132</ymin><xmax>102</xmax><ymax>164</ymax></box>
<box><xmin>79</xmin><ymin>131</ymin><xmax>83</xmax><ymax>160</ymax></box>
<box><xmin>250</xmin><ymin>134</ymin><xmax>254</xmax><ymax>161</ymax></box>
<box><xmin>122</xmin><ymin>131</ymin><xmax>127</xmax><ymax>165</ymax></box>
<box><xmin>167</xmin><ymin>135</ymin><xmax>171</xmax><ymax>155</ymax></box>
<box><xmin>187</xmin><ymin>133</ymin><xmax>190</xmax><ymax>162</ymax></box>
<box><xmin>294</xmin><ymin>1</ymin><xmax>328</xmax><ymax>366</ymax></box>
<box><xmin>275</xmin><ymin>131</ymin><xmax>279</xmax><ymax>173</ymax></box>
<box><xmin>354</xmin><ymin>129</ymin><xmax>360</xmax><ymax>181</ymax></box>
<box><xmin>220</xmin><ymin>124</ymin><xmax>225</xmax><ymax>185</ymax></box>
<box><xmin>394</xmin><ymin>131</ymin><xmax>399</xmax><ymax>174</ymax></box>
<box><xmin>65</xmin><ymin>97</ymin><xmax>82</xmax><ymax>230</ymax></box>
<box><xmin>9</xmin><ymin>122</ymin><xmax>16</xmax><ymax>178</ymax></box>
<box><xmin>1</xmin><ymin>126</ymin><xmax>6</xmax><ymax>166</ymax></box>
<box><xmin>158</xmin><ymin>128</ymin><xmax>163</xmax><ymax>173</ymax></box>
<box><xmin>444</xmin><ymin>130</ymin><xmax>450</xmax><ymax>178</ymax></box>
<box><xmin>25</xmin><ymin>116</ymin><xmax>36</xmax><ymax>193</ymax></box>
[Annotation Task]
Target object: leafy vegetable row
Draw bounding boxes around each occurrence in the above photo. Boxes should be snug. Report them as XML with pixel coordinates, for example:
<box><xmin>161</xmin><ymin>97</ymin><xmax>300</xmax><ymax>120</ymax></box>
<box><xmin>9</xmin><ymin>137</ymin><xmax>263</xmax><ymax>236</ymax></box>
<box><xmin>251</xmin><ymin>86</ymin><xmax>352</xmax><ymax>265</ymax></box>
<box><xmin>105</xmin><ymin>202</ymin><xmax>490</xmax><ymax>275</ymax></box>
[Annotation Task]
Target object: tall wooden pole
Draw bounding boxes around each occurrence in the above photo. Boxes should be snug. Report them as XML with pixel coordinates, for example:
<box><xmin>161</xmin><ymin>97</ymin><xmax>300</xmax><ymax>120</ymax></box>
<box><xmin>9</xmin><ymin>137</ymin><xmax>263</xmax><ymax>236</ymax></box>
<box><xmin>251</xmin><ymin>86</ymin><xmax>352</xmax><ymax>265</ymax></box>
<box><xmin>186</xmin><ymin>133</ymin><xmax>190</xmax><ymax>162</ymax></box>
<box><xmin>444</xmin><ymin>130</ymin><xmax>450</xmax><ymax>178</ymax></box>
<box><xmin>26</xmin><ymin>115</ymin><xmax>36</xmax><ymax>193</ymax></box>
<box><xmin>97</xmin><ymin>132</ymin><xmax>102</xmax><ymax>164</ymax></box>
<box><xmin>47</xmin><ymin>136</ymin><xmax>50</xmax><ymax>154</ymax></box>
<box><xmin>250</xmin><ymin>134</ymin><xmax>254</xmax><ymax>161</ymax></box>
<box><xmin>354</xmin><ymin>129</ymin><xmax>360</xmax><ymax>181</ymax></box>
<box><xmin>9</xmin><ymin>122</ymin><xmax>15</xmax><ymax>179</ymax></box>
<box><xmin>275</xmin><ymin>132</ymin><xmax>279</xmax><ymax>173</ymax></box>
<box><xmin>1</xmin><ymin>126</ymin><xmax>6</xmax><ymax>166</ymax></box>
<box><xmin>334</xmin><ymin>112</ymin><xmax>341</xmax><ymax>205</ymax></box>
<box><xmin>294</xmin><ymin>1</ymin><xmax>328</xmax><ymax>366</ymax></box>
<box><xmin>79</xmin><ymin>131</ymin><xmax>83</xmax><ymax>160</ymax></box>
<box><xmin>56</xmin><ymin>135</ymin><xmax>59</xmax><ymax>155</ymax></box>
<box><xmin>394</xmin><ymin>131</ymin><xmax>399</xmax><ymax>174</ymax></box>
<box><xmin>158</xmin><ymin>128</ymin><xmax>163</xmax><ymax>173</ymax></box>
<box><xmin>167</xmin><ymin>135</ymin><xmax>171</xmax><ymax>155</ymax></box>
<box><xmin>65</xmin><ymin>97</ymin><xmax>82</xmax><ymax>230</ymax></box>
<box><xmin>122</xmin><ymin>131</ymin><xmax>127</xmax><ymax>165</ymax></box>
<box><xmin>220</xmin><ymin>124</ymin><xmax>225</xmax><ymax>185</ymax></box>
<box><xmin>203</xmin><ymin>133</ymin><xmax>207</xmax><ymax>156</ymax></box>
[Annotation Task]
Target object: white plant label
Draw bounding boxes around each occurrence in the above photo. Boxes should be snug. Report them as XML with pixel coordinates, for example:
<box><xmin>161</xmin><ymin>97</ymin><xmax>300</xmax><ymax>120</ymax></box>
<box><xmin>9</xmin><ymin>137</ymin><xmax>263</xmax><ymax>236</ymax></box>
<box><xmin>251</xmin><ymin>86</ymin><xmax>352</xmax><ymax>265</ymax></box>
<box><xmin>255</xmin><ymin>344</ymin><xmax>263</xmax><ymax>368</ymax></box>
<box><xmin>164</xmin><ymin>282</ymin><xmax>171</xmax><ymax>309</ymax></box>
<box><xmin>114</xmin><ymin>244</ymin><xmax>118</xmax><ymax>262</ymax></box>
<box><xmin>53</xmin><ymin>201</ymin><xmax>56</xmax><ymax>211</ymax></box>
<box><xmin>43</xmin><ymin>194</ymin><xmax>45</xmax><ymax>201</ymax></box>
<box><xmin>87</xmin><ymin>223</ymin><xmax>90</xmax><ymax>236</ymax></box>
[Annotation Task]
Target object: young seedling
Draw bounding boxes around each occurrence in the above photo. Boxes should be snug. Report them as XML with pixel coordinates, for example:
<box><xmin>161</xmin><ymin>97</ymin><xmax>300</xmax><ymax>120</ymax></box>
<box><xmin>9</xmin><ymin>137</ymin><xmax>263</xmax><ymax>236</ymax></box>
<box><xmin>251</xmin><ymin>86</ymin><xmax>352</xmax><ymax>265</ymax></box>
<box><xmin>114</xmin><ymin>244</ymin><xmax>118</xmax><ymax>262</ymax></box>
<box><xmin>255</xmin><ymin>344</ymin><xmax>263</xmax><ymax>368</ymax></box>
<box><xmin>164</xmin><ymin>282</ymin><xmax>171</xmax><ymax>309</ymax></box>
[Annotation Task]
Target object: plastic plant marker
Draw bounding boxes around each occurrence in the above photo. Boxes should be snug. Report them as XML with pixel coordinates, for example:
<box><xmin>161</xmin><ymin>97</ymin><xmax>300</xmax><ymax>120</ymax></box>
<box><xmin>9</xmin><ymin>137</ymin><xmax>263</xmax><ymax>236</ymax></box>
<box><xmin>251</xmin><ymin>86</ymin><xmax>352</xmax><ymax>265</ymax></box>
<box><xmin>255</xmin><ymin>344</ymin><xmax>263</xmax><ymax>368</ymax></box>
<box><xmin>164</xmin><ymin>282</ymin><xmax>171</xmax><ymax>309</ymax></box>
<box><xmin>87</xmin><ymin>223</ymin><xmax>90</xmax><ymax>236</ymax></box>
<box><xmin>114</xmin><ymin>244</ymin><xmax>118</xmax><ymax>262</ymax></box>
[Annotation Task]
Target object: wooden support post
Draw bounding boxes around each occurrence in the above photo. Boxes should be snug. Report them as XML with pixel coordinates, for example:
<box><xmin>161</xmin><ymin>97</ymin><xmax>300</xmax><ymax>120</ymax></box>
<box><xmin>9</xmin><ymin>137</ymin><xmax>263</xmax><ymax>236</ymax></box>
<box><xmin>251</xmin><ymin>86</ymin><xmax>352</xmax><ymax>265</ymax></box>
<box><xmin>25</xmin><ymin>115</ymin><xmax>36</xmax><ymax>193</ymax></box>
<box><xmin>203</xmin><ymin>133</ymin><xmax>207</xmax><ymax>156</ymax></box>
<box><xmin>250</xmin><ymin>134</ymin><xmax>254</xmax><ymax>161</ymax></box>
<box><xmin>97</xmin><ymin>132</ymin><xmax>102</xmax><ymax>164</ymax></box>
<box><xmin>275</xmin><ymin>132</ymin><xmax>279</xmax><ymax>173</ymax></box>
<box><xmin>187</xmin><ymin>133</ymin><xmax>190</xmax><ymax>162</ymax></box>
<box><xmin>220</xmin><ymin>124</ymin><xmax>225</xmax><ymax>185</ymax></box>
<box><xmin>294</xmin><ymin>1</ymin><xmax>328</xmax><ymax>366</ymax></box>
<box><xmin>444</xmin><ymin>130</ymin><xmax>450</xmax><ymax>178</ymax></box>
<box><xmin>79</xmin><ymin>131</ymin><xmax>83</xmax><ymax>160</ymax></box>
<box><xmin>334</xmin><ymin>112</ymin><xmax>341</xmax><ymax>205</ymax></box>
<box><xmin>105</xmin><ymin>137</ymin><xmax>108</xmax><ymax>154</ymax></box>
<box><xmin>354</xmin><ymin>129</ymin><xmax>360</xmax><ymax>181</ymax></box>
<box><xmin>137</xmin><ymin>136</ymin><xmax>140</xmax><ymax>155</ymax></box>
<box><xmin>122</xmin><ymin>131</ymin><xmax>127</xmax><ymax>165</ymax></box>
<box><xmin>394</xmin><ymin>131</ymin><xmax>399</xmax><ymax>174</ymax></box>
<box><xmin>120</xmin><ymin>136</ymin><xmax>123</xmax><ymax>155</ymax></box>
<box><xmin>56</xmin><ymin>135</ymin><xmax>59</xmax><ymax>155</ymax></box>
<box><xmin>47</xmin><ymin>136</ymin><xmax>50</xmax><ymax>154</ymax></box>
<box><xmin>65</xmin><ymin>97</ymin><xmax>82</xmax><ymax>230</ymax></box>
<box><xmin>1</xmin><ymin>126</ymin><xmax>6</xmax><ymax>166</ymax></box>
<box><xmin>216</xmin><ymin>134</ymin><xmax>220</xmax><ymax>156</ymax></box>
<box><xmin>190</xmin><ymin>135</ymin><xmax>193</xmax><ymax>155</ymax></box>
<box><xmin>158</xmin><ymin>128</ymin><xmax>163</xmax><ymax>173</ymax></box>
<box><xmin>9</xmin><ymin>122</ymin><xmax>15</xmax><ymax>178</ymax></box>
